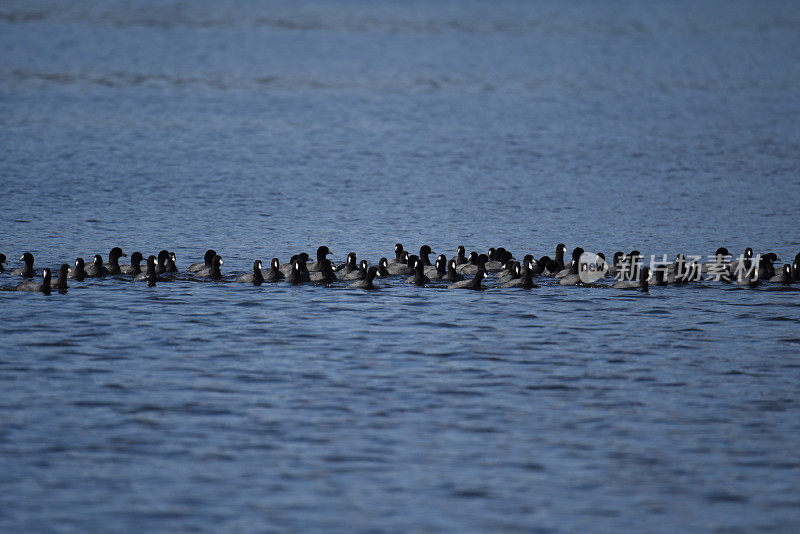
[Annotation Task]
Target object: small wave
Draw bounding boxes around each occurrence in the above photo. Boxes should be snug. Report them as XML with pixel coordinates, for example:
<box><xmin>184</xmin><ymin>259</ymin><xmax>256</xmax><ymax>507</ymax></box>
<box><xmin>705</xmin><ymin>491</ymin><xmax>749</xmax><ymax>503</ymax></box>
<box><xmin>0</xmin><ymin>10</ymin><xmax>46</xmax><ymax>23</ymax></box>
<box><xmin>0</xmin><ymin>68</ymin><xmax>497</xmax><ymax>94</ymax></box>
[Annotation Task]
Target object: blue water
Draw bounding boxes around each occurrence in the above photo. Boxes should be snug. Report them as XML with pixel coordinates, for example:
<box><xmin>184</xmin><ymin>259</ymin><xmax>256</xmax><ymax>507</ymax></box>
<box><xmin>2</xmin><ymin>1</ymin><xmax>800</xmax><ymax>531</ymax></box>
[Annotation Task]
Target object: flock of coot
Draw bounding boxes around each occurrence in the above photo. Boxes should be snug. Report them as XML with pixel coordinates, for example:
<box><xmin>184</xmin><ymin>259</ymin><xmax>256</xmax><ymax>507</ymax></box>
<box><xmin>1</xmin><ymin>244</ymin><xmax>798</xmax><ymax>295</ymax></box>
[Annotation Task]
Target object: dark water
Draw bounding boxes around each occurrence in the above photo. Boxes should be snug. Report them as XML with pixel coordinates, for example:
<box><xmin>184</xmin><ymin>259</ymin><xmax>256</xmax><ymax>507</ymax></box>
<box><xmin>2</xmin><ymin>1</ymin><xmax>800</xmax><ymax>531</ymax></box>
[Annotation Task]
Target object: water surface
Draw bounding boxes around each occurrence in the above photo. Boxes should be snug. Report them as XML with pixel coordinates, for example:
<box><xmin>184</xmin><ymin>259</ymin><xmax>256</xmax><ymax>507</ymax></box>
<box><xmin>2</xmin><ymin>1</ymin><xmax>800</xmax><ymax>532</ymax></box>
